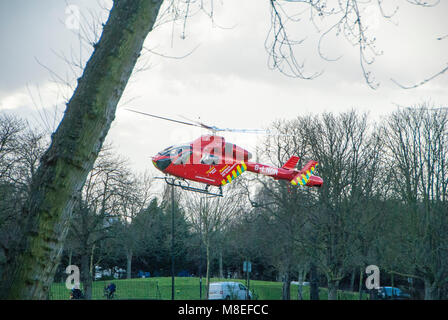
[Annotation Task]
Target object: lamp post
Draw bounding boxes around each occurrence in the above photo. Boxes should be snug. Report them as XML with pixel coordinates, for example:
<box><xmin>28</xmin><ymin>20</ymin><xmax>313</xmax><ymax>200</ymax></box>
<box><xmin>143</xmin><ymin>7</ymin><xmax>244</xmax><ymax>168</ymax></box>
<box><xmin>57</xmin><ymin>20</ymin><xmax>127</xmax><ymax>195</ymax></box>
<box><xmin>171</xmin><ymin>184</ymin><xmax>175</xmax><ymax>300</ymax></box>
<box><xmin>199</xmin><ymin>197</ymin><xmax>203</xmax><ymax>300</ymax></box>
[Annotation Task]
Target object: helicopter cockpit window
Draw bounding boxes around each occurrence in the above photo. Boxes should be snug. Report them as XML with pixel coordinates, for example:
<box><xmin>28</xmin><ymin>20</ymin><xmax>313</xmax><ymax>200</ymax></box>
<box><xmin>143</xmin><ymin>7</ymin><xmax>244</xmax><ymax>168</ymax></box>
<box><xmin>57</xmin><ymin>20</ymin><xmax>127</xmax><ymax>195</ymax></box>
<box><xmin>169</xmin><ymin>148</ymin><xmax>182</xmax><ymax>158</ymax></box>
<box><xmin>158</xmin><ymin>145</ymin><xmax>174</xmax><ymax>157</ymax></box>
<box><xmin>170</xmin><ymin>145</ymin><xmax>192</xmax><ymax>165</ymax></box>
<box><xmin>173</xmin><ymin>150</ymin><xmax>192</xmax><ymax>165</ymax></box>
<box><xmin>201</xmin><ymin>153</ymin><xmax>220</xmax><ymax>165</ymax></box>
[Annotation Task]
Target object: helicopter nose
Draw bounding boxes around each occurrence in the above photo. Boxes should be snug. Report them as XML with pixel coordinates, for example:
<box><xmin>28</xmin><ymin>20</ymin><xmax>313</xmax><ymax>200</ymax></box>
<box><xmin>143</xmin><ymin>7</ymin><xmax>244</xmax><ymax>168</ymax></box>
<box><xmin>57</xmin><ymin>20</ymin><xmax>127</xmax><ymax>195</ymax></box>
<box><xmin>152</xmin><ymin>155</ymin><xmax>159</xmax><ymax>169</ymax></box>
<box><xmin>152</xmin><ymin>155</ymin><xmax>172</xmax><ymax>172</ymax></box>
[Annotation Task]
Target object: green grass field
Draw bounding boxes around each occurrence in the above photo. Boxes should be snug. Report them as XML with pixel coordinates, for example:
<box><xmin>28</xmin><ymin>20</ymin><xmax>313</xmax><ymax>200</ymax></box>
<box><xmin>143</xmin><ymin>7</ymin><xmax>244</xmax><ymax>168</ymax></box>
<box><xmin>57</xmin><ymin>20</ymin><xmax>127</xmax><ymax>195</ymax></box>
<box><xmin>51</xmin><ymin>277</ymin><xmax>366</xmax><ymax>300</ymax></box>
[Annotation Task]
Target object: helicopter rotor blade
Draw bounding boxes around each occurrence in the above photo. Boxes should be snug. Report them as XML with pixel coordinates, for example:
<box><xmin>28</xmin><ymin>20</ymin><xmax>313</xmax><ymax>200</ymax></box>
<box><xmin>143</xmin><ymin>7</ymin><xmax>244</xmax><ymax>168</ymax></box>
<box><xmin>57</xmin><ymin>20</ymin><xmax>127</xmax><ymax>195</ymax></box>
<box><xmin>127</xmin><ymin>109</ymin><xmax>290</xmax><ymax>136</ymax></box>
<box><xmin>215</xmin><ymin>127</ymin><xmax>271</xmax><ymax>134</ymax></box>
<box><xmin>176</xmin><ymin>114</ymin><xmax>215</xmax><ymax>131</ymax></box>
<box><xmin>125</xmin><ymin>109</ymin><xmax>204</xmax><ymax>129</ymax></box>
<box><xmin>177</xmin><ymin>114</ymin><xmax>271</xmax><ymax>135</ymax></box>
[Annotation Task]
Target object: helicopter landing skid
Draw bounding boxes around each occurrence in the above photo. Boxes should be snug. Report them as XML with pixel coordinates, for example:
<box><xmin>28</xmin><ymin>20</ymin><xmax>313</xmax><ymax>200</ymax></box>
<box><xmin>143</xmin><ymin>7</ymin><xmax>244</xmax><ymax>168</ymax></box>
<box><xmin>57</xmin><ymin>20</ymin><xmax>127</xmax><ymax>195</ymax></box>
<box><xmin>157</xmin><ymin>177</ymin><xmax>223</xmax><ymax>197</ymax></box>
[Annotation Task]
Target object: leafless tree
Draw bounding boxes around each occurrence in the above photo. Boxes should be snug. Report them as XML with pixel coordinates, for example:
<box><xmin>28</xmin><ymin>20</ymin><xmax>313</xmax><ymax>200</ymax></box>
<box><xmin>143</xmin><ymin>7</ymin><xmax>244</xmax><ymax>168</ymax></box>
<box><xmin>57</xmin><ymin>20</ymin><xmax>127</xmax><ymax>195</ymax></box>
<box><xmin>66</xmin><ymin>145</ymin><xmax>153</xmax><ymax>298</ymax></box>
<box><xmin>0</xmin><ymin>1</ymin><xmax>165</xmax><ymax>299</ymax></box>
<box><xmin>0</xmin><ymin>115</ymin><xmax>47</xmax><ymax>281</ymax></box>
<box><xmin>115</xmin><ymin>172</ymin><xmax>153</xmax><ymax>280</ymax></box>
<box><xmin>300</xmin><ymin>110</ymin><xmax>384</xmax><ymax>299</ymax></box>
<box><xmin>184</xmin><ymin>184</ymin><xmax>245</xmax><ymax>298</ymax></box>
<box><xmin>253</xmin><ymin>111</ymin><xmax>383</xmax><ymax>299</ymax></box>
<box><xmin>0</xmin><ymin>114</ymin><xmax>26</xmax><ymax>182</ymax></box>
<box><xmin>240</xmin><ymin>119</ymin><xmax>324</xmax><ymax>300</ymax></box>
<box><xmin>383</xmin><ymin>104</ymin><xmax>448</xmax><ymax>299</ymax></box>
<box><xmin>267</xmin><ymin>0</ymin><xmax>442</xmax><ymax>89</ymax></box>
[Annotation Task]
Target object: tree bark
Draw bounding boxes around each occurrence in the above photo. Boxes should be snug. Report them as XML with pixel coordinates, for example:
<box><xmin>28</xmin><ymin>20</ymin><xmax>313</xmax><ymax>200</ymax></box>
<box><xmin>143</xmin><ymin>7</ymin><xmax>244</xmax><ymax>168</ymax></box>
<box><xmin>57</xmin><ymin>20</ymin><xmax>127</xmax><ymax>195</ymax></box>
<box><xmin>358</xmin><ymin>266</ymin><xmax>364</xmax><ymax>300</ymax></box>
<box><xmin>126</xmin><ymin>250</ymin><xmax>133</xmax><ymax>279</ymax></box>
<box><xmin>424</xmin><ymin>278</ymin><xmax>438</xmax><ymax>300</ymax></box>
<box><xmin>81</xmin><ymin>250</ymin><xmax>92</xmax><ymax>300</ymax></box>
<box><xmin>350</xmin><ymin>268</ymin><xmax>355</xmax><ymax>292</ymax></box>
<box><xmin>90</xmin><ymin>244</ymin><xmax>95</xmax><ymax>278</ymax></box>
<box><xmin>219</xmin><ymin>250</ymin><xmax>223</xmax><ymax>279</ymax></box>
<box><xmin>310</xmin><ymin>263</ymin><xmax>319</xmax><ymax>300</ymax></box>
<box><xmin>282</xmin><ymin>272</ymin><xmax>291</xmax><ymax>300</ymax></box>
<box><xmin>327</xmin><ymin>279</ymin><xmax>339</xmax><ymax>300</ymax></box>
<box><xmin>297</xmin><ymin>270</ymin><xmax>303</xmax><ymax>300</ymax></box>
<box><xmin>0</xmin><ymin>0</ymin><xmax>163</xmax><ymax>299</ymax></box>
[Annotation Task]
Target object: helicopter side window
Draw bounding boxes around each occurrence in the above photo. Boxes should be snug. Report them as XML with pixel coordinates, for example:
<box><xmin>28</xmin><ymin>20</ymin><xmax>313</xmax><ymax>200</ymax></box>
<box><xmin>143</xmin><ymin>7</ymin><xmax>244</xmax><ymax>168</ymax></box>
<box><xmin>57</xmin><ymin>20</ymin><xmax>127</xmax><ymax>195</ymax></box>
<box><xmin>201</xmin><ymin>153</ymin><xmax>220</xmax><ymax>165</ymax></box>
<box><xmin>170</xmin><ymin>146</ymin><xmax>192</xmax><ymax>165</ymax></box>
<box><xmin>173</xmin><ymin>150</ymin><xmax>192</xmax><ymax>165</ymax></box>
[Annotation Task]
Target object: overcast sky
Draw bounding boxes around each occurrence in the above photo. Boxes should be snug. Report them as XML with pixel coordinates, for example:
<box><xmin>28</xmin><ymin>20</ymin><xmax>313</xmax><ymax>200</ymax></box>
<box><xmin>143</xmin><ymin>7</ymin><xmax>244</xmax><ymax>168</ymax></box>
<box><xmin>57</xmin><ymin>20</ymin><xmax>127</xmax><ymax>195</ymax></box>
<box><xmin>1</xmin><ymin>0</ymin><xmax>447</xmax><ymax>180</ymax></box>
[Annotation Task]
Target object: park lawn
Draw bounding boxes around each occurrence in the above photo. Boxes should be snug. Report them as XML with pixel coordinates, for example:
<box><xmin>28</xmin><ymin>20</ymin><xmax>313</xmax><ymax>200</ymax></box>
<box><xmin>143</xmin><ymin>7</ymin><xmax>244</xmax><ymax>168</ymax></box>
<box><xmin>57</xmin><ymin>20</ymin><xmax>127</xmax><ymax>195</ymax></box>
<box><xmin>51</xmin><ymin>277</ymin><xmax>366</xmax><ymax>300</ymax></box>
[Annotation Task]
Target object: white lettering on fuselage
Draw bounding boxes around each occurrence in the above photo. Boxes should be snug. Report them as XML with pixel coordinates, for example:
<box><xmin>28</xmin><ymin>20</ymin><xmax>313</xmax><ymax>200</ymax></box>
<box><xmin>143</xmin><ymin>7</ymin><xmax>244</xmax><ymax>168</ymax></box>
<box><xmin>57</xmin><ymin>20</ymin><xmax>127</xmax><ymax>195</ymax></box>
<box><xmin>255</xmin><ymin>165</ymin><xmax>278</xmax><ymax>176</ymax></box>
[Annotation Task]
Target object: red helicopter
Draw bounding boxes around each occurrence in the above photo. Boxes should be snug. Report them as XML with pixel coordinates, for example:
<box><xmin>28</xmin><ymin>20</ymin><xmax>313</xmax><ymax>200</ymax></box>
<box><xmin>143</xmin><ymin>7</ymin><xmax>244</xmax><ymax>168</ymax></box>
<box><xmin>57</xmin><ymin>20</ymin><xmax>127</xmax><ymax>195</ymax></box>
<box><xmin>127</xmin><ymin>109</ymin><xmax>323</xmax><ymax>196</ymax></box>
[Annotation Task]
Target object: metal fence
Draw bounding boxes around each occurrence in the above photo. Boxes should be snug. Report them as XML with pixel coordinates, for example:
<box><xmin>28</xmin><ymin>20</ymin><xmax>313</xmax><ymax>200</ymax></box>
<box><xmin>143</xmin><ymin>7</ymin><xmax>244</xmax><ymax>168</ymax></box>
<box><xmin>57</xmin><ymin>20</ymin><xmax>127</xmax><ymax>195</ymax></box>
<box><xmin>50</xmin><ymin>278</ymin><xmax>364</xmax><ymax>300</ymax></box>
<box><xmin>50</xmin><ymin>279</ymin><xmax>162</xmax><ymax>300</ymax></box>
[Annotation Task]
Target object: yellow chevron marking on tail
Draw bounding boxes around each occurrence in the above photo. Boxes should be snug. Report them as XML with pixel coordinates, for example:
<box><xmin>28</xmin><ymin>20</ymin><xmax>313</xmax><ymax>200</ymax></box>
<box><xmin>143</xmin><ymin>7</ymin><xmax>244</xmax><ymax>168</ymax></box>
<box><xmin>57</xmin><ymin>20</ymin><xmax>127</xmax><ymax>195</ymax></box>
<box><xmin>291</xmin><ymin>162</ymin><xmax>319</xmax><ymax>186</ymax></box>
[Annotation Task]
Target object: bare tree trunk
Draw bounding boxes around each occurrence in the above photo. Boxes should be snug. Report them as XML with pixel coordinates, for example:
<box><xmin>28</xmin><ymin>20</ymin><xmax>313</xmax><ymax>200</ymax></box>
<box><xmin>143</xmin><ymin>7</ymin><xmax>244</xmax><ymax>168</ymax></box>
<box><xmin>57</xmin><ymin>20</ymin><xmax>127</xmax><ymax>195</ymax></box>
<box><xmin>350</xmin><ymin>268</ymin><xmax>356</xmax><ymax>292</ymax></box>
<box><xmin>126</xmin><ymin>250</ymin><xmax>133</xmax><ymax>279</ymax></box>
<box><xmin>81</xmin><ymin>254</ymin><xmax>92</xmax><ymax>300</ymax></box>
<box><xmin>358</xmin><ymin>266</ymin><xmax>364</xmax><ymax>300</ymax></box>
<box><xmin>0</xmin><ymin>0</ymin><xmax>163</xmax><ymax>299</ymax></box>
<box><xmin>81</xmin><ymin>250</ymin><xmax>92</xmax><ymax>300</ymax></box>
<box><xmin>328</xmin><ymin>280</ymin><xmax>339</xmax><ymax>300</ymax></box>
<box><xmin>310</xmin><ymin>263</ymin><xmax>319</xmax><ymax>300</ymax></box>
<box><xmin>282</xmin><ymin>272</ymin><xmax>291</xmax><ymax>300</ymax></box>
<box><xmin>90</xmin><ymin>244</ymin><xmax>95</xmax><ymax>278</ymax></box>
<box><xmin>297</xmin><ymin>268</ymin><xmax>304</xmax><ymax>300</ymax></box>
<box><xmin>219</xmin><ymin>250</ymin><xmax>223</xmax><ymax>279</ymax></box>
<box><xmin>424</xmin><ymin>279</ymin><xmax>438</xmax><ymax>300</ymax></box>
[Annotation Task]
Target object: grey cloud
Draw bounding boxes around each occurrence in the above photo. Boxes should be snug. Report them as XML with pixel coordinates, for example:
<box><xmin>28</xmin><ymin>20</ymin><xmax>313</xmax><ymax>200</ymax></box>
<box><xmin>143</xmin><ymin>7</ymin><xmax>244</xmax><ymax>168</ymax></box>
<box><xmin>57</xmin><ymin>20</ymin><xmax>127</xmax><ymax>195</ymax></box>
<box><xmin>0</xmin><ymin>0</ymin><xmax>107</xmax><ymax>95</ymax></box>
